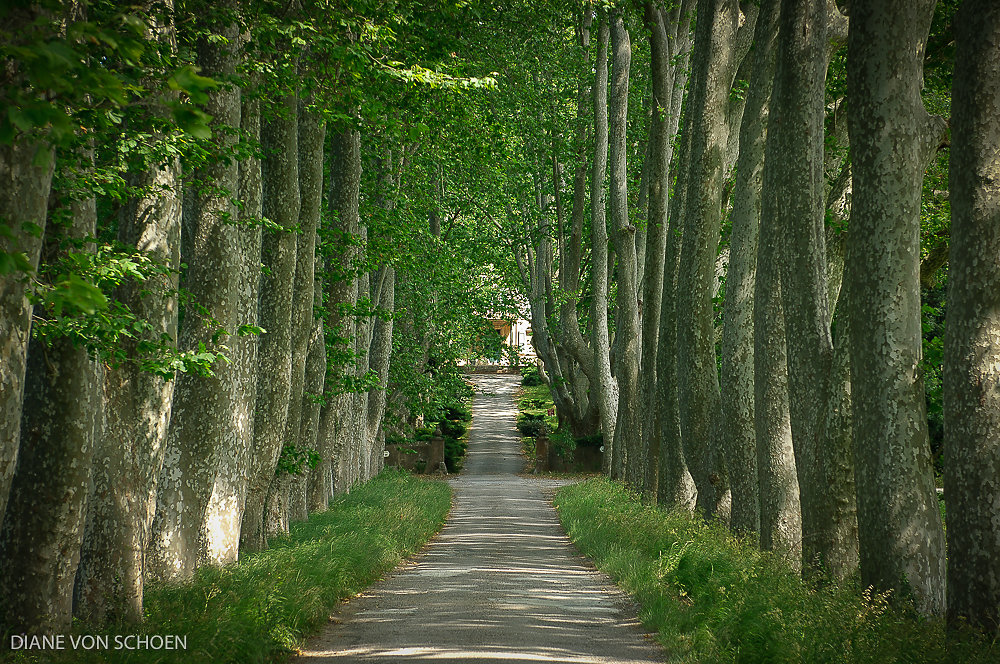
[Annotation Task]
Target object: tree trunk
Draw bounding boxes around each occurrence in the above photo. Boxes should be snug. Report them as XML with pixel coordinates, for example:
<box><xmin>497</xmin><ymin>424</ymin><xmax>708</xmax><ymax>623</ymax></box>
<box><xmin>147</xmin><ymin>10</ymin><xmax>241</xmax><ymax>580</ymax></box>
<box><xmin>280</xmin><ymin>101</ymin><xmax>324</xmax><ymax>524</ymax></box>
<box><xmin>202</xmin><ymin>91</ymin><xmax>262</xmax><ymax>564</ymax></box>
<box><xmin>0</xmin><ymin>137</ymin><xmax>54</xmax><ymax>528</ymax></box>
<box><xmin>607</xmin><ymin>11</ymin><xmax>639</xmax><ymax>485</ymax></box>
<box><xmin>639</xmin><ymin>0</ymin><xmax>693</xmax><ymax>501</ymax></box>
<box><xmin>772</xmin><ymin>0</ymin><xmax>858</xmax><ymax>581</ymax></box>
<box><xmin>846</xmin><ymin>0</ymin><xmax>946</xmax><ymax>616</ymax></box>
<box><xmin>318</xmin><ymin>128</ymin><xmax>361</xmax><ymax>498</ymax></box>
<box><xmin>0</xmin><ymin>159</ymin><xmax>101</xmax><ymax>634</ymax></box>
<box><xmin>676</xmin><ymin>0</ymin><xmax>739</xmax><ymax>518</ymax></box>
<box><xmin>944</xmin><ymin>0</ymin><xmax>1000</xmax><ymax>631</ymax></box>
<box><xmin>76</xmin><ymin>93</ymin><xmax>182</xmax><ymax>620</ymax></box>
<box><xmin>302</xmin><ymin>318</ymin><xmax>327</xmax><ymax>511</ymax></box>
<box><xmin>719</xmin><ymin>0</ymin><xmax>778</xmax><ymax>536</ymax></box>
<box><xmin>590</xmin><ymin>17</ymin><xmax>618</xmax><ymax>475</ymax></box>
<box><xmin>240</xmin><ymin>88</ymin><xmax>300</xmax><ymax>551</ymax></box>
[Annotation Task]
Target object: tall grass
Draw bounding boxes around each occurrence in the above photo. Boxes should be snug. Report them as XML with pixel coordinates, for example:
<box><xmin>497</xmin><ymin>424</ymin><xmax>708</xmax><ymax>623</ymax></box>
<box><xmin>554</xmin><ymin>478</ymin><xmax>999</xmax><ymax>664</ymax></box>
<box><xmin>6</xmin><ymin>470</ymin><xmax>450</xmax><ymax>664</ymax></box>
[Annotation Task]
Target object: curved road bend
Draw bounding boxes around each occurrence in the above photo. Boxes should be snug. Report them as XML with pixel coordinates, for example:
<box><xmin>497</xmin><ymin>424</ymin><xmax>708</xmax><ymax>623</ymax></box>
<box><xmin>295</xmin><ymin>373</ymin><xmax>663</xmax><ymax>664</ymax></box>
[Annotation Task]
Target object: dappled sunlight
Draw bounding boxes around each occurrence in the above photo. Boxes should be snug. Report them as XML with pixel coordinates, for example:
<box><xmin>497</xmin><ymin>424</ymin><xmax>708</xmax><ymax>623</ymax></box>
<box><xmin>295</xmin><ymin>374</ymin><xmax>660</xmax><ymax>663</ymax></box>
<box><xmin>300</xmin><ymin>644</ymin><xmax>650</xmax><ymax>662</ymax></box>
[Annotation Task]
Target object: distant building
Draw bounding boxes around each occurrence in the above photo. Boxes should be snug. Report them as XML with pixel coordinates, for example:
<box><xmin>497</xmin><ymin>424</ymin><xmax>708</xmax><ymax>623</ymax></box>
<box><xmin>487</xmin><ymin>316</ymin><xmax>535</xmax><ymax>364</ymax></box>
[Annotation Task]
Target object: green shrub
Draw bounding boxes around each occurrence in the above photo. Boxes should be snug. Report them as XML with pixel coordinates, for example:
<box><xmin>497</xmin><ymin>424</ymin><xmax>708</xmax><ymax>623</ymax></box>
<box><xmin>444</xmin><ymin>437</ymin><xmax>467</xmax><ymax>473</ymax></box>
<box><xmin>438</xmin><ymin>419</ymin><xmax>467</xmax><ymax>439</ymax></box>
<box><xmin>521</xmin><ymin>365</ymin><xmax>543</xmax><ymax>386</ymax></box>
<box><xmin>517</xmin><ymin>412</ymin><xmax>546</xmax><ymax>437</ymax></box>
<box><xmin>518</xmin><ymin>397</ymin><xmax>547</xmax><ymax>409</ymax></box>
<box><xmin>574</xmin><ymin>433</ymin><xmax>603</xmax><ymax>448</ymax></box>
<box><xmin>444</xmin><ymin>402</ymin><xmax>472</xmax><ymax>422</ymax></box>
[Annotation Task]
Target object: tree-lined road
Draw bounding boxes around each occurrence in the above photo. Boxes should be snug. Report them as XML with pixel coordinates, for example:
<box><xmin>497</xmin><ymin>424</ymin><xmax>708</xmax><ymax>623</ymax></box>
<box><xmin>296</xmin><ymin>374</ymin><xmax>662</xmax><ymax>663</ymax></box>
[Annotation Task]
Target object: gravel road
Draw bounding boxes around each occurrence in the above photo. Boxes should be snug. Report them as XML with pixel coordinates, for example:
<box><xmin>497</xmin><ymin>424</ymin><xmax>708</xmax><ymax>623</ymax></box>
<box><xmin>294</xmin><ymin>373</ymin><xmax>663</xmax><ymax>664</ymax></box>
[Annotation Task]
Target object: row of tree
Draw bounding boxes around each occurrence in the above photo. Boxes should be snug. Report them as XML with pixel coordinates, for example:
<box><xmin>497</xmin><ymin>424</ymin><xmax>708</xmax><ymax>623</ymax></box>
<box><xmin>0</xmin><ymin>0</ymin><xmax>510</xmax><ymax>636</ymax></box>
<box><xmin>479</xmin><ymin>0</ymin><xmax>999</xmax><ymax>631</ymax></box>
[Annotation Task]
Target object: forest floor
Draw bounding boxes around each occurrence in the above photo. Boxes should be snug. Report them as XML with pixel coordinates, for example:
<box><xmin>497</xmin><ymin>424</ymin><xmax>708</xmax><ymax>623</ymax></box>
<box><xmin>294</xmin><ymin>373</ymin><xmax>663</xmax><ymax>663</ymax></box>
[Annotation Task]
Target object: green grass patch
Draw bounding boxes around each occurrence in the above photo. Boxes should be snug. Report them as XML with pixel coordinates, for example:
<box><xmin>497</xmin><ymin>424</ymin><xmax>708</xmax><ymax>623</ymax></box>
<box><xmin>554</xmin><ymin>478</ymin><xmax>999</xmax><ymax>664</ymax></box>
<box><xmin>7</xmin><ymin>470</ymin><xmax>450</xmax><ymax>664</ymax></box>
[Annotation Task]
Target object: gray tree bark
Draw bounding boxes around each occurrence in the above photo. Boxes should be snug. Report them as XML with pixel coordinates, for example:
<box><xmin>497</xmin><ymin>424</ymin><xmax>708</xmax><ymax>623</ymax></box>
<box><xmin>240</xmin><ymin>87</ymin><xmax>300</xmax><ymax>551</ymax></box>
<box><xmin>944</xmin><ymin>0</ymin><xmax>1000</xmax><ymax>632</ymax></box>
<box><xmin>0</xmin><ymin>136</ymin><xmax>53</xmax><ymax>529</ymax></box>
<box><xmin>607</xmin><ymin>11</ymin><xmax>640</xmax><ymax>485</ymax></box>
<box><xmin>0</xmin><ymin>157</ymin><xmax>102</xmax><ymax>634</ymax></box>
<box><xmin>773</xmin><ymin>0</ymin><xmax>857</xmax><ymax>581</ymax></box>
<box><xmin>639</xmin><ymin>0</ymin><xmax>693</xmax><ymax>499</ymax></box>
<box><xmin>76</xmin><ymin>75</ymin><xmax>183</xmax><ymax>617</ymax></box>
<box><xmin>590</xmin><ymin>17</ymin><xmax>618</xmax><ymax>475</ymax></box>
<box><xmin>202</xmin><ymin>91</ymin><xmax>262</xmax><ymax>564</ymax></box>
<box><xmin>719</xmin><ymin>0</ymin><xmax>778</xmax><ymax>536</ymax></box>
<box><xmin>676</xmin><ymin>0</ymin><xmax>740</xmax><ymax>518</ymax></box>
<box><xmin>147</xmin><ymin>10</ymin><xmax>241</xmax><ymax>580</ymax></box>
<box><xmin>318</xmin><ymin>128</ymin><xmax>361</xmax><ymax>498</ymax></box>
<box><xmin>846</xmin><ymin>0</ymin><xmax>946</xmax><ymax>616</ymax></box>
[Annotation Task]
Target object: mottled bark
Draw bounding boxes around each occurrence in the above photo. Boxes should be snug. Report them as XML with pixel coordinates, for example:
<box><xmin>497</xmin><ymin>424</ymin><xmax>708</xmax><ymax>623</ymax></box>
<box><xmin>676</xmin><ymin>0</ymin><xmax>739</xmax><ymax>518</ymax></box>
<box><xmin>607</xmin><ymin>12</ymin><xmax>639</xmax><ymax>485</ymax></box>
<box><xmin>366</xmin><ymin>268</ymin><xmax>395</xmax><ymax>475</ymax></box>
<box><xmin>240</xmin><ymin>88</ymin><xmax>300</xmax><ymax>551</ymax></box>
<box><xmin>302</xmin><ymin>318</ymin><xmax>327</xmax><ymax>512</ymax></box>
<box><xmin>77</xmin><ymin>111</ymin><xmax>182</xmax><ymax>620</ymax></box>
<box><xmin>0</xmin><ymin>137</ymin><xmax>53</xmax><ymax>528</ymax></box>
<box><xmin>147</xmin><ymin>11</ymin><xmax>241</xmax><ymax>580</ymax></box>
<box><xmin>653</xmin><ymin>20</ymin><xmax>697</xmax><ymax>511</ymax></box>
<box><xmin>557</xmin><ymin>9</ymin><xmax>596</xmax><ymax>383</ymax></box>
<box><xmin>719</xmin><ymin>0</ymin><xmax>778</xmax><ymax>536</ymax></box>
<box><xmin>201</xmin><ymin>91</ymin><xmax>262</xmax><ymax>565</ymax></box>
<box><xmin>590</xmin><ymin>17</ymin><xmax>618</xmax><ymax>475</ymax></box>
<box><xmin>1</xmin><ymin>166</ymin><xmax>101</xmax><ymax>634</ymax></box>
<box><xmin>754</xmin><ymin>10</ymin><xmax>803</xmax><ymax>556</ymax></box>
<box><xmin>772</xmin><ymin>0</ymin><xmax>857</xmax><ymax>581</ymax></box>
<box><xmin>318</xmin><ymin>128</ymin><xmax>360</xmax><ymax>497</ymax></box>
<box><xmin>944</xmin><ymin>0</ymin><xmax>1000</xmax><ymax>631</ymax></box>
<box><xmin>846</xmin><ymin>0</ymin><xmax>946</xmax><ymax>616</ymax></box>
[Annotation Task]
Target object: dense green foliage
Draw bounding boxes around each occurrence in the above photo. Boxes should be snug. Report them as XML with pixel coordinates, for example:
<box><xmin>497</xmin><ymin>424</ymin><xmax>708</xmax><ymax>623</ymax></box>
<box><xmin>3</xmin><ymin>471</ymin><xmax>450</xmax><ymax>664</ymax></box>
<box><xmin>554</xmin><ymin>480</ymin><xmax>997</xmax><ymax>663</ymax></box>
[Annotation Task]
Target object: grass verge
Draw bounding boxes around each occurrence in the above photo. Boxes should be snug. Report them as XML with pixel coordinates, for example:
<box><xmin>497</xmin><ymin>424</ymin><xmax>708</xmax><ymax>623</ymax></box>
<box><xmin>554</xmin><ymin>478</ymin><xmax>998</xmax><ymax>664</ymax></box>
<box><xmin>7</xmin><ymin>470</ymin><xmax>450</xmax><ymax>664</ymax></box>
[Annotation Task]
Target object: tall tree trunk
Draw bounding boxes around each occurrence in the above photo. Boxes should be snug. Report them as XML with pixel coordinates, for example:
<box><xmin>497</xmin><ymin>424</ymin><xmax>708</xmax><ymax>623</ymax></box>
<box><xmin>0</xmin><ymin>154</ymin><xmax>101</xmax><ymax>634</ymax></box>
<box><xmin>318</xmin><ymin>128</ymin><xmax>361</xmax><ymax>498</ymax></box>
<box><xmin>240</xmin><ymin>88</ymin><xmax>300</xmax><ymax>551</ymax></box>
<box><xmin>640</xmin><ymin>0</ymin><xmax>693</xmax><ymax>501</ymax></box>
<box><xmin>944</xmin><ymin>0</ymin><xmax>1000</xmax><ymax>632</ymax></box>
<box><xmin>719</xmin><ymin>0</ymin><xmax>778</xmax><ymax>536</ymax></box>
<box><xmin>200</xmin><ymin>89</ymin><xmax>262</xmax><ymax>565</ymax></box>
<box><xmin>608</xmin><ymin>11</ymin><xmax>639</xmax><ymax>485</ymax></box>
<box><xmin>282</xmin><ymin>101</ymin><xmax>325</xmax><ymax>523</ymax></box>
<box><xmin>147</xmin><ymin>9</ymin><xmax>241</xmax><ymax>580</ymax></box>
<box><xmin>773</xmin><ymin>0</ymin><xmax>857</xmax><ymax>581</ymax></box>
<box><xmin>366</xmin><ymin>268</ymin><xmax>395</xmax><ymax>476</ymax></box>
<box><xmin>753</xmin><ymin>0</ymin><xmax>802</xmax><ymax>555</ymax></box>
<box><xmin>280</xmin><ymin>102</ymin><xmax>324</xmax><ymax>525</ymax></box>
<box><xmin>653</xmin><ymin>20</ymin><xmax>697</xmax><ymax>510</ymax></box>
<box><xmin>590</xmin><ymin>17</ymin><xmax>618</xmax><ymax>475</ymax></box>
<box><xmin>846</xmin><ymin>0</ymin><xmax>946</xmax><ymax>616</ymax></box>
<box><xmin>676</xmin><ymin>0</ymin><xmax>739</xmax><ymax>518</ymax></box>
<box><xmin>76</xmin><ymin>79</ymin><xmax>183</xmax><ymax>618</ymax></box>
<box><xmin>556</xmin><ymin>8</ymin><xmax>596</xmax><ymax>385</ymax></box>
<box><xmin>301</xmin><ymin>318</ymin><xmax>326</xmax><ymax>511</ymax></box>
<box><xmin>0</xmin><ymin>136</ymin><xmax>54</xmax><ymax>528</ymax></box>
